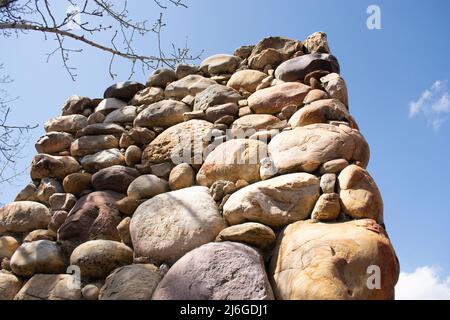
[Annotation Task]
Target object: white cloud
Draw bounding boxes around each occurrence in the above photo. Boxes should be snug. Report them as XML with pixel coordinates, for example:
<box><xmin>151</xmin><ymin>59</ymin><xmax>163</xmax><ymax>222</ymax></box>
<box><xmin>408</xmin><ymin>80</ymin><xmax>450</xmax><ymax>130</ymax></box>
<box><xmin>395</xmin><ymin>266</ymin><xmax>450</xmax><ymax>300</ymax></box>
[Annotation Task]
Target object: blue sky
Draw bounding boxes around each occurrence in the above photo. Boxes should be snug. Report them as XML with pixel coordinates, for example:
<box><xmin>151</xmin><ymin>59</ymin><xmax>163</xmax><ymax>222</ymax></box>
<box><xmin>1</xmin><ymin>0</ymin><xmax>450</xmax><ymax>298</ymax></box>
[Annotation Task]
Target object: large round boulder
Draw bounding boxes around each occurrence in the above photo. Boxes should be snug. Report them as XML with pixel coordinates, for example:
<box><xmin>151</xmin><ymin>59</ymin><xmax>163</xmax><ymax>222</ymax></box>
<box><xmin>223</xmin><ymin>173</ymin><xmax>320</xmax><ymax>227</ymax></box>
<box><xmin>0</xmin><ymin>201</ymin><xmax>51</xmax><ymax>236</ymax></box>
<box><xmin>57</xmin><ymin>191</ymin><xmax>124</xmax><ymax>253</ymax></box>
<box><xmin>274</xmin><ymin>53</ymin><xmax>340</xmax><ymax>82</ymax></box>
<box><xmin>270</xmin><ymin>219</ymin><xmax>399</xmax><ymax>300</ymax></box>
<box><xmin>153</xmin><ymin>242</ymin><xmax>274</xmax><ymax>300</ymax></box>
<box><xmin>99</xmin><ymin>264</ymin><xmax>164</xmax><ymax>300</ymax></box>
<box><xmin>92</xmin><ymin>165</ymin><xmax>140</xmax><ymax>194</ymax></box>
<box><xmin>248</xmin><ymin>82</ymin><xmax>311</xmax><ymax>114</ymax></box>
<box><xmin>133</xmin><ymin>100</ymin><xmax>191</xmax><ymax>128</ymax></box>
<box><xmin>142</xmin><ymin>120</ymin><xmax>213</xmax><ymax>166</ymax></box>
<box><xmin>130</xmin><ymin>186</ymin><xmax>226</xmax><ymax>264</ymax></box>
<box><xmin>10</xmin><ymin>240</ymin><xmax>67</xmax><ymax>277</ymax></box>
<box><xmin>196</xmin><ymin>139</ymin><xmax>268</xmax><ymax>187</ymax></box>
<box><xmin>268</xmin><ymin>123</ymin><xmax>370</xmax><ymax>175</ymax></box>
<box><xmin>70</xmin><ymin>240</ymin><xmax>133</xmax><ymax>280</ymax></box>
<box><xmin>338</xmin><ymin>165</ymin><xmax>384</xmax><ymax>222</ymax></box>
<box><xmin>30</xmin><ymin>154</ymin><xmax>81</xmax><ymax>180</ymax></box>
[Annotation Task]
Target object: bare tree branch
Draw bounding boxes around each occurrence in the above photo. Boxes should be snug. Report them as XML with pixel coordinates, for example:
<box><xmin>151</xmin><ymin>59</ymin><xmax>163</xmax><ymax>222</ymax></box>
<box><xmin>0</xmin><ymin>0</ymin><xmax>201</xmax><ymax>80</ymax></box>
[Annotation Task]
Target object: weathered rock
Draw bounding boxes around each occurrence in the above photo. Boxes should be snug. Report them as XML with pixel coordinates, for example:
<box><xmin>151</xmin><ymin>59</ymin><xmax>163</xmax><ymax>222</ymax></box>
<box><xmin>23</xmin><ymin>229</ymin><xmax>56</xmax><ymax>243</ymax></box>
<box><xmin>216</xmin><ymin>222</ymin><xmax>276</xmax><ymax>250</ymax></box>
<box><xmin>123</xmin><ymin>127</ymin><xmax>156</xmax><ymax>146</ymax></box>
<box><xmin>320</xmin><ymin>158</ymin><xmax>349</xmax><ymax>174</ymax></box>
<box><xmin>200</xmin><ymin>54</ymin><xmax>242</xmax><ymax>75</ymax></box>
<box><xmin>209</xmin><ymin>180</ymin><xmax>236</xmax><ymax>201</ymax></box>
<box><xmin>125</xmin><ymin>145</ymin><xmax>142</xmax><ymax>166</ymax></box>
<box><xmin>338</xmin><ymin>165</ymin><xmax>383</xmax><ymax>222</ymax></box>
<box><xmin>70</xmin><ymin>135</ymin><xmax>118</xmax><ymax>157</ymax></box>
<box><xmin>103</xmin><ymin>106</ymin><xmax>137</xmax><ymax>124</ymax></box>
<box><xmin>44</xmin><ymin>115</ymin><xmax>88</xmax><ymax>134</ymax></box>
<box><xmin>36</xmin><ymin>178</ymin><xmax>64</xmax><ymax>204</ymax></box>
<box><xmin>153</xmin><ymin>242</ymin><xmax>274</xmax><ymax>300</ymax></box>
<box><xmin>248</xmin><ymin>82</ymin><xmax>311</xmax><ymax>114</ymax></box>
<box><xmin>131</xmin><ymin>186</ymin><xmax>225</xmax><ymax>264</ymax></box>
<box><xmin>168</xmin><ymin>163</ymin><xmax>195</xmax><ymax>190</ymax></box>
<box><xmin>63</xmin><ymin>172</ymin><xmax>92</xmax><ymax>196</ymax></box>
<box><xmin>81</xmin><ymin>284</ymin><xmax>100</xmax><ymax>300</ymax></box>
<box><xmin>48</xmin><ymin>210</ymin><xmax>68</xmax><ymax>233</ymax></box>
<box><xmin>146</xmin><ymin>68</ymin><xmax>177</xmax><ymax>88</ymax></box>
<box><xmin>223</xmin><ymin>173</ymin><xmax>320</xmax><ymax>227</ymax></box>
<box><xmin>70</xmin><ymin>240</ymin><xmax>133</xmax><ymax>280</ymax></box>
<box><xmin>227</xmin><ymin>69</ymin><xmax>267</xmax><ymax>93</ymax></box>
<box><xmin>31</xmin><ymin>154</ymin><xmax>81</xmax><ymax>180</ymax></box>
<box><xmin>95</xmin><ymin>98</ymin><xmax>127</xmax><ymax>114</ymax></box>
<box><xmin>127</xmin><ymin>174</ymin><xmax>169</xmax><ymax>200</ymax></box>
<box><xmin>61</xmin><ymin>95</ymin><xmax>93</xmax><ymax>116</ymax></box>
<box><xmin>234</xmin><ymin>45</ymin><xmax>254</xmax><ymax>59</ymax></box>
<box><xmin>142</xmin><ymin>120</ymin><xmax>213</xmax><ymax>166</ymax></box>
<box><xmin>204</xmin><ymin>102</ymin><xmax>239</xmax><ymax>123</ymax></box>
<box><xmin>230</xmin><ymin>114</ymin><xmax>283</xmax><ymax>137</ymax></box>
<box><xmin>0</xmin><ymin>236</ymin><xmax>20</xmax><ymax>259</ymax></box>
<box><xmin>134</xmin><ymin>100</ymin><xmax>191</xmax><ymax>128</ymax></box>
<box><xmin>275</xmin><ymin>53</ymin><xmax>340</xmax><ymax>83</ymax></box>
<box><xmin>14</xmin><ymin>182</ymin><xmax>38</xmax><ymax>202</ymax></box>
<box><xmin>78</xmin><ymin>123</ymin><xmax>125</xmax><ymax>136</ymax></box>
<box><xmin>57</xmin><ymin>191</ymin><xmax>124</xmax><ymax>253</ymax></box>
<box><xmin>311</xmin><ymin>193</ymin><xmax>341</xmax><ymax>221</ymax></box>
<box><xmin>92</xmin><ymin>165</ymin><xmax>139</xmax><ymax>194</ymax></box>
<box><xmin>130</xmin><ymin>87</ymin><xmax>164</xmax><ymax>105</ymax></box>
<box><xmin>248</xmin><ymin>36</ymin><xmax>303</xmax><ymax>70</ymax></box>
<box><xmin>320</xmin><ymin>73</ymin><xmax>349</xmax><ymax>106</ymax></box>
<box><xmin>0</xmin><ymin>271</ymin><xmax>22</xmax><ymax>300</ymax></box>
<box><xmin>303</xmin><ymin>31</ymin><xmax>330</xmax><ymax>54</ymax></box>
<box><xmin>87</xmin><ymin>111</ymin><xmax>105</xmax><ymax>125</ymax></box>
<box><xmin>35</xmin><ymin>132</ymin><xmax>74</xmax><ymax>154</ymax></box>
<box><xmin>193</xmin><ymin>84</ymin><xmax>241</xmax><ymax>111</ymax></box>
<box><xmin>268</xmin><ymin>123</ymin><xmax>370</xmax><ymax>175</ymax></box>
<box><xmin>175</xmin><ymin>64</ymin><xmax>199</xmax><ymax>79</ymax></box>
<box><xmin>303</xmin><ymin>89</ymin><xmax>329</xmax><ymax>104</ymax></box>
<box><xmin>320</xmin><ymin>173</ymin><xmax>336</xmax><ymax>193</ymax></box>
<box><xmin>116</xmin><ymin>217</ymin><xmax>131</xmax><ymax>246</ymax></box>
<box><xmin>0</xmin><ymin>201</ymin><xmax>51</xmax><ymax>236</ymax></box>
<box><xmin>14</xmin><ymin>274</ymin><xmax>82</xmax><ymax>300</ymax></box>
<box><xmin>10</xmin><ymin>240</ymin><xmax>67</xmax><ymax>277</ymax></box>
<box><xmin>165</xmin><ymin>75</ymin><xmax>216</xmax><ymax>99</ymax></box>
<box><xmin>104</xmin><ymin>81</ymin><xmax>145</xmax><ymax>102</ymax></box>
<box><xmin>80</xmin><ymin>148</ymin><xmax>125</xmax><ymax>171</ymax></box>
<box><xmin>49</xmin><ymin>193</ymin><xmax>77</xmax><ymax>212</ymax></box>
<box><xmin>99</xmin><ymin>264</ymin><xmax>164</xmax><ymax>300</ymax></box>
<box><xmin>270</xmin><ymin>219</ymin><xmax>399</xmax><ymax>300</ymax></box>
<box><xmin>197</xmin><ymin>139</ymin><xmax>268</xmax><ymax>187</ymax></box>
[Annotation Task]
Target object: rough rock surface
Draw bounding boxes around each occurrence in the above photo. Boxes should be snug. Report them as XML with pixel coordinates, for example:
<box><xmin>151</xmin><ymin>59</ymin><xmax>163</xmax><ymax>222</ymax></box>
<box><xmin>248</xmin><ymin>82</ymin><xmax>311</xmax><ymax>114</ymax></box>
<box><xmin>99</xmin><ymin>264</ymin><xmax>164</xmax><ymax>300</ymax></box>
<box><xmin>270</xmin><ymin>219</ymin><xmax>399</xmax><ymax>300</ymax></box>
<box><xmin>57</xmin><ymin>191</ymin><xmax>124</xmax><ymax>253</ymax></box>
<box><xmin>153</xmin><ymin>242</ymin><xmax>274</xmax><ymax>300</ymax></box>
<box><xmin>223</xmin><ymin>173</ymin><xmax>320</xmax><ymax>227</ymax></box>
<box><xmin>70</xmin><ymin>240</ymin><xmax>133</xmax><ymax>279</ymax></box>
<box><xmin>14</xmin><ymin>274</ymin><xmax>82</xmax><ymax>300</ymax></box>
<box><xmin>197</xmin><ymin>139</ymin><xmax>268</xmax><ymax>187</ymax></box>
<box><xmin>268</xmin><ymin>123</ymin><xmax>370</xmax><ymax>175</ymax></box>
<box><xmin>130</xmin><ymin>186</ymin><xmax>226</xmax><ymax>264</ymax></box>
<box><xmin>0</xmin><ymin>201</ymin><xmax>51</xmax><ymax>235</ymax></box>
<box><xmin>338</xmin><ymin>165</ymin><xmax>384</xmax><ymax>222</ymax></box>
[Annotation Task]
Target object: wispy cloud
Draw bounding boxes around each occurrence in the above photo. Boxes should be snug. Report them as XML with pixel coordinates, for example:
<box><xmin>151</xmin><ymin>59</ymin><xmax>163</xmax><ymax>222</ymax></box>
<box><xmin>409</xmin><ymin>80</ymin><xmax>450</xmax><ymax>130</ymax></box>
<box><xmin>396</xmin><ymin>266</ymin><xmax>450</xmax><ymax>300</ymax></box>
